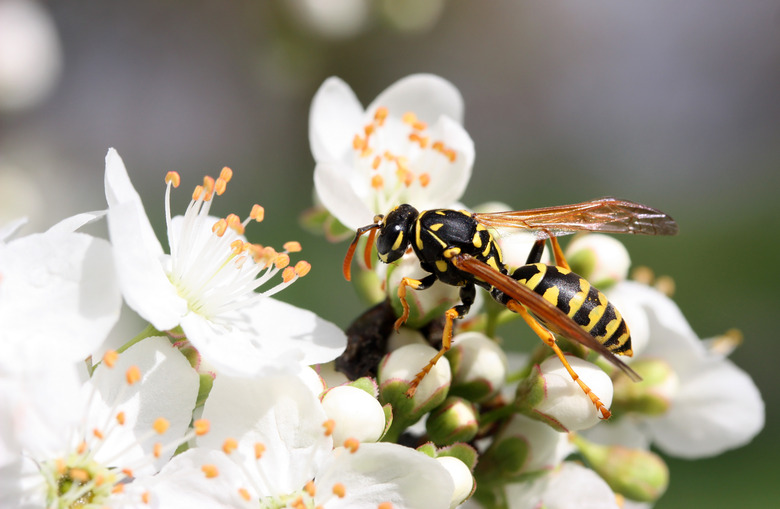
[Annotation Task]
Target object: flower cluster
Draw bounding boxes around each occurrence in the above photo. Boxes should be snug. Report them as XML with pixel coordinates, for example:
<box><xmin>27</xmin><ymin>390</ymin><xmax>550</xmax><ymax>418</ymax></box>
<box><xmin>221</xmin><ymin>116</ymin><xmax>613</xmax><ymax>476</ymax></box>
<box><xmin>0</xmin><ymin>74</ymin><xmax>764</xmax><ymax>509</ymax></box>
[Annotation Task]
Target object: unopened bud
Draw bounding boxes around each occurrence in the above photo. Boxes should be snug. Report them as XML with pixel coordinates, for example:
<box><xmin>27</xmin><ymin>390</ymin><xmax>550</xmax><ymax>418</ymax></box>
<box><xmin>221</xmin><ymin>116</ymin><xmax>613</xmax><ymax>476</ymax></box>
<box><xmin>484</xmin><ymin>413</ymin><xmax>570</xmax><ymax>477</ymax></box>
<box><xmin>426</xmin><ymin>397</ymin><xmax>478</xmax><ymax>446</ymax></box>
<box><xmin>378</xmin><ymin>344</ymin><xmax>451</xmax><ymax>425</ymax></box>
<box><xmin>566</xmin><ymin>234</ymin><xmax>631</xmax><ymax>289</ymax></box>
<box><xmin>321</xmin><ymin>385</ymin><xmax>386</xmax><ymax>444</ymax></box>
<box><xmin>446</xmin><ymin>332</ymin><xmax>507</xmax><ymax>402</ymax></box>
<box><xmin>572</xmin><ymin>434</ymin><xmax>669</xmax><ymax>502</ymax></box>
<box><xmin>436</xmin><ymin>456</ymin><xmax>475</xmax><ymax>508</ymax></box>
<box><xmin>515</xmin><ymin>356</ymin><xmax>613</xmax><ymax>432</ymax></box>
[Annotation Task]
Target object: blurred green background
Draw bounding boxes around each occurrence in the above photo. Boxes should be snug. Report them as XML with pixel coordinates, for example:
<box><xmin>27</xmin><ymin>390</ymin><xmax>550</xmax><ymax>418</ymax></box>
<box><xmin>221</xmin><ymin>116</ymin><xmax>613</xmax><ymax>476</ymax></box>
<box><xmin>1</xmin><ymin>1</ymin><xmax>777</xmax><ymax>507</ymax></box>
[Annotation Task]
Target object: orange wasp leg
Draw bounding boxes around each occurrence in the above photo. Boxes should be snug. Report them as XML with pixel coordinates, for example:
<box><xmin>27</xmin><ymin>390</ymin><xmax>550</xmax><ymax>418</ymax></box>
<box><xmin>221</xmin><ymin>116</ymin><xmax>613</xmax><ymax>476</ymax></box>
<box><xmin>505</xmin><ymin>300</ymin><xmax>611</xmax><ymax>419</ymax></box>
<box><xmin>405</xmin><ymin>306</ymin><xmax>459</xmax><ymax>398</ymax></box>
<box><xmin>548</xmin><ymin>235</ymin><xmax>570</xmax><ymax>271</ymax></box>
<box><xmin>394</xmin><ymin>276</ymin><xmax>422</xmax><ymax>331</ymax></box>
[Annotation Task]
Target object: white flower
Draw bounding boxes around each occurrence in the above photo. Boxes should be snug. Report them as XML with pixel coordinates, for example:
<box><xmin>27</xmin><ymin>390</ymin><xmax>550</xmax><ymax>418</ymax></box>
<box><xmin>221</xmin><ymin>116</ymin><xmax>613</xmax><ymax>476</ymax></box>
<box><xmin>310</xmin><ymin>74</ymin><xmax>475</xmax><ymax>229</ymax></box>
<box><xmin>603</xmin><ymin>281</ymin><xmax>765</xmax><ymax>458</ymax></box>
<box><xmin>505</xmin><ymin>462</ymin><xmax>620</xmax><ymax>509</ymax></box>
<box><xmin>321</xmin><ymin>385</ymin><xmax>387</xmax><ymax>444</ymax></box>
<box><xmin>104</xmin><ymin>148</ymin><xmax>346</xmax><ymax>376</ymax></box>
<box><xmin>0</xmin><ymin>214</ymin><xmax>121</xmax><ymax>368</ymax></box>
<box><xmin>0</xmin><ymin>337</ymin><xmax>200</xmax><ymax>507</ymax></box>
<box><xmin>189</xmin><ymin>373</ymin><xmax>455</xmax><ymax>508</ymax></box>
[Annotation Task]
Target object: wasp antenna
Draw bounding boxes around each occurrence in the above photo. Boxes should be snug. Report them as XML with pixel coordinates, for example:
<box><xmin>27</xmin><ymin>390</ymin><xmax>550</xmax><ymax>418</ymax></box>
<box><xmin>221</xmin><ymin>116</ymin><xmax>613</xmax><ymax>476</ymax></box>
<box><xmin>343</xmin><ymin>223</ymin><xmax>380</xmax><ymax>281</ymax></box>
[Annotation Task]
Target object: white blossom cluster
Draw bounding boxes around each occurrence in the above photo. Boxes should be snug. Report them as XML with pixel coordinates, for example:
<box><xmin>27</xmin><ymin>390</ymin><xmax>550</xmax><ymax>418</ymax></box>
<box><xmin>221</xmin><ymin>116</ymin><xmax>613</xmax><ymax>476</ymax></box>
<box><xmin>0</xmin><ymin>74</ymin><xmax>764</xmax><ymax>509</ymax></box>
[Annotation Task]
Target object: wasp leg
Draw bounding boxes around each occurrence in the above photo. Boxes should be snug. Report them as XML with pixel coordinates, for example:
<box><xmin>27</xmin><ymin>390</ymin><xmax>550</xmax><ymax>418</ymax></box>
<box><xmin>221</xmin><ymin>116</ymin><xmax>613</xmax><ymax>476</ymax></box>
<box><xmin>505</xmin><ymin>300</ymin><xmax>611</xmax><ymax>419</ymax></box>
<box><xmin>549</xmin><ymin>236</ymin><xmax>570</xmax><ymax>270</ymax></box>
<box><xmin>525</xmin><ymin>239</ymin><xmax>547</xmax><ymax>265</ymax></box>
<box><xmin>394</xmin><ymin>274</ymin><xmax>439</xmax><ymax>331</ymax></box>
<box><xmin>406</xmin><ymin>284</ymin><xmax>476</xmax><ymax>398</ymax></box>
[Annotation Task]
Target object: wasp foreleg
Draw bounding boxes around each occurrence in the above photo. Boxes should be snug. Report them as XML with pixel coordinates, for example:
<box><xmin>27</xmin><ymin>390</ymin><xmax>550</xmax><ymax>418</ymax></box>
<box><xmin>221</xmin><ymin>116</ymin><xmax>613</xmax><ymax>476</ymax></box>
<box><xmin>406</xmin><ymin>283</ymin><xmax>476</xmax><ymax>398</ymax></box>
<box><xmin>394</xmin><ymin>274</ymin><xmax>439</xmax><ymax>331</ymax></box>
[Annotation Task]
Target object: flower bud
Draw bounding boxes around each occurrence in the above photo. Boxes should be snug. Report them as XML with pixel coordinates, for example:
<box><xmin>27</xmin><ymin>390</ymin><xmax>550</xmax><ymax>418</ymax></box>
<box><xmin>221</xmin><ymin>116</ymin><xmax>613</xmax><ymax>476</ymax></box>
<box><xmin>426</xmin><ymin>396</ymin><xmax>478</xmax><ymax>446</ymax></box>
<box><xmin>386</xmin><ymin>254</ymin><xmax>460</xmax><ymax>328</ymax></box>
<box><xmin>437</xmin><ymin>456</ymin><xmax>475</xmax><ymax>508</ymax></box>
<box><xmin>446</xmin><ymin>332</ymin><xmax>508</xmax><ymax>402</ymax></box>
<box><xmin>612</xmin><ymin>359</ymin><xmax>679</xmax><ymax>416</ymax></box>
<box><xmin>321</xmin><ymin>385</ymin><xmax>386</xmax><ymax>444</ymax></box>
<box><xmin>566</xmin><ymin>234</ymin><xmax>630</xmax><ymax>289</ymax></box>
<box><xmin>378</xmin><ymin>344</ymin><xmax>451</xmax><ymax>425</ymax></box>
<box><xmin>498</xmin><ymin>231</ymin><xmax>551</xmax><ymax>268</ymax></box>
<box><xmin>515</xmin><ymin>356</ymin><xmax>613</xmax><ymax>432</ymax></box>
<box><xmin>485</xmin><ymin>413</ymin><xmax>571</xmax><ymax>477</ymax></box>
<box><xmin>572</xmin><ymin>434</ymin><xmax>669</xmax><ymax>502</ymax></box>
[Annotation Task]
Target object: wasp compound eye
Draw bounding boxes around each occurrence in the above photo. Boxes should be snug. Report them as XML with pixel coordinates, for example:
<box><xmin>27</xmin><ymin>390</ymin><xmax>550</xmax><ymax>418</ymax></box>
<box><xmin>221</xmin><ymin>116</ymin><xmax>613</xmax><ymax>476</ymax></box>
<box><xmin>376</xmin><ymin>204</ymin><xmax>418</xmax><ymax>263</ymax></box>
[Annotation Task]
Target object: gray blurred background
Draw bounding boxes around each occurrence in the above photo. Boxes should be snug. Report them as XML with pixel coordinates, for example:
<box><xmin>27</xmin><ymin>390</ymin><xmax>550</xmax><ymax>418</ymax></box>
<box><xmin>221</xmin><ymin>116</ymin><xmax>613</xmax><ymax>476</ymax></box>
<box><xmin>1</xmin><ymin>1</ymin><xmax>777</xmax><ymax>506</ymax></box>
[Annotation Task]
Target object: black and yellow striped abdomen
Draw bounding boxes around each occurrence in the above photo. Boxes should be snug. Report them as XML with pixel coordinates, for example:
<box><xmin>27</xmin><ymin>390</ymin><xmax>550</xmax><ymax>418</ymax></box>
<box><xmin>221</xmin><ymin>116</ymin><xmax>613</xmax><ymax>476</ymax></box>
<box><xmin>511</xmin><ymin>263</ymin><xmax>633</xmax><ymax>355</ymax></box>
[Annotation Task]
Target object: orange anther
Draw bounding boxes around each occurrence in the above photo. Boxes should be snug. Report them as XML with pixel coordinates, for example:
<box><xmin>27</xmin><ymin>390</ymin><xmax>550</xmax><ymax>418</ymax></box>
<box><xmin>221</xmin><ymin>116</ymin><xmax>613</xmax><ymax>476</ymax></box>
<box><xmin>192</xmin><ymin>185</ymin><xmax>204</xmax><ymax>201</ymax></box>
<box><xmin>103</xmin><ymin>350</ymin><xmax>119</xmax><ymax>368</ymax></box>
<box><xmin>251</xmin><ymin>204</ymin><xmax>265</xmax><ymax>222</ymax></box>
<box><xmin>194</xmin><ymin>419</ymin><xmax>210</xmax><ymax>436</ymax></box>
<box><xmin>364</xmin><ymin>123</ymin><xmax>375</xmax><ymax>137</ymax></box>
<box><xmin>371</xmin><ymin>174</ymin><xmax>384</xmax><ymax>189</ymax></box>
<box><xmin>353</xmin><ymin>134</ymin><xmax>364</xmax><ymax>151</ymax></box>
<box><xmin>295</xmin><ymin>261</ymin><xmax>311</xmax><ymax>278</ymax></box>
<box><xmin>332</xmin><ymin>483</ymin><xmax>346</xmax><ymax>498</ymax></box>
<box><xmin>223</xmin><ymin>438</ymin><xmax>238</xmax><ymax>455</ymax></box>
<box><xmin>153</xmin><ymin>442</ymin><xmax>162</xmax><ymax>458</ymax></box>
<box><xmin>77</xmin><ymin>440</ymin><xmax>87</xmax><ymax>454</ymax></box>
<box><xmin>238</xmin><ymin>488</ymin><xmax>251</xmax><ymax>501</ymax></box>
<box><xmin>378</xmin><ymin>503</ymin><xmax>394</xmax><ymax>509</ymax></box>
<box><xmin>254</xmin><ymin>442</ymin><xmax>266</xmax><ymax>459</ymax></box>
<box><xmin>275</xmin><ymin>253</ymin><xmax>291</xmax><ymax>270</ymax></box>
<box><xmin>121</xmin><ymin>468</ymin><xmax>134</xmax><ymax>478</ymax></box>
<box><xmin>212</xmin><ymin>218</ymin><xmax>228</xmax><ymax>237</ymax></box>
<box><xmin>284</xmin><ymin>241</ymin><xmax>302</xmax><ymax>253</ymax></box>
<box><xmin>70</xmin><ymin>468</ymin><xmax>89</xmax><ymax>482</ymax></box>
<box><xmin>126</xmin><ymin>366</ymin><xmax>141</xmax><ymax>385</ymax></box>
<box><xmin>201</xmin><ymin>464</ymin><xmax>219</xmax><ymax>478</ymax></box>
<box><xmin>112</xmin><ymin>484</ymin><xmax>125</xmax><ymax>494</ymax></box>
<box><xmin>372</xmin><ymin>155</ymin><xmax>382</xmax><ymax>170</ymax></box>
<box><xmin>445</xmin><ymin>148</ymin><xmax>457</xmax><ymax>162</ymax></box>
<box><xmin>202</xmin><ymin>176</ymin><xmax>215</xmax><ymax>194</ymax></box>
<box><xmin>419</xmin><ymin>173</ymin><xmax>431</xmax><ymax>187</ymax></box>
<box><xmin>231</xmin><ymin>239</ymin><xmax>246</xmax><ymax>255</ymax></box>
<box><xmin>343</xmin><ymin>437</ymin><xmax>360</xmax><ymax>453</ymax></box>
<box><xmin>305</xmin><ymin>480</ymin><xmax>316</xmax><ymax>497</ymax></box>
<box><xmin>93</xmin><ymin>428</ymin><xmax>104</xmax><ymax>440</ymax></box>
<box><xmin>153</xmin><ymin>417</ymin><xmax>170</xmax><ymax>434</ymax></box>
<box><xmin>165</xmin><ymin>171</ymin><xmax>181</xmax><ymax>188</ymax></box>
<box><xmin>215</xmin><ymin>177</ymin><xmax>227</xmax><ymax>196</ymax></box>
<box><xmin>374</xmin><ymin>106</ymin><xmax>388</xmax><ymax>123</ymax></box>
<box><xmin>220</xmin><ymin>166</ymin><xmax>233</xmax><ymax>182</ymax></box>
<box><xmin>322</xmin><ymin>419</ymin><xmax>336</xmax><ymax>436</ymax></box>
<box><xmin>116</xmin><ymin>412</ymin><xmax>126</xmax><ymax>425</ymax></box>
<box><xmin>432</xmin><ymin>140</ymin><xmax>444</xmax><ymax>152</ymax></box>
<box><xmin>402</xmin><ymin>111</ymin><xmax>417</xmax><ymax>125</ymax></box>
<box><xmin>142</xmin><ymin>491</ymin><xmax>151</xmax><ymax>504</ymax></box>
<box><xmin>412</xmin><ymin>120</ymin><xmax>427</xmax><ymax>131</ymax></box>
<box><xmin>282</xmin><ymin>266</ymin><xmax>296</xmax><ymax>283</ymax></box>
<box><xmin>94</xmin><ymin>474</ymin><xmax>105</xmax><ymax>486</ymax></box>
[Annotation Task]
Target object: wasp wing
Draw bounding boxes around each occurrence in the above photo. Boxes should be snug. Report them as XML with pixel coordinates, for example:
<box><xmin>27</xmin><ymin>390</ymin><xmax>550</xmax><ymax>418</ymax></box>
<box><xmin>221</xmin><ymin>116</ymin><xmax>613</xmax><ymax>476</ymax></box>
<box><xmin>472</xmin><ymin>197</ymin><xmax>678</xmax><ymax>239</ymax></box>
<box><xmin>454</xmin><ymin>254</ymin><xmax>642</xmax><ymax>381</ymax></box>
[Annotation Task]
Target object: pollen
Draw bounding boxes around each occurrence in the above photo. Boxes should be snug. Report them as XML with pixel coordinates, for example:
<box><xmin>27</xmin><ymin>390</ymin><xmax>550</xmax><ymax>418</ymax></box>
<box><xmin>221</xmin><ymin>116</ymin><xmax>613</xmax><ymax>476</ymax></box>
<box><xmin>212</xmin><ymin>218</ymin><xmax>228</xmax><ymax>237</ymax></box>
<box><xmin>419</xmin><ymin>173</ymin><xmax>431</xmax><ymax>187</ymax></box>
<box><xmin>222</xmin><ymin>438</ymin><xmax>238</xmax><ymax>455</ymax></box>
<box><xmin>305</xmin><ymin>480</ymin><xmax>316</xmax><ymax>497</ymax></box>
<box><xmin>165</xmin><ymin>171</ymin><xmax>181</xmax><ymax>188</ymax></box>
<box><xmin>402</xmin><ymin>111</ymin><xmax>417</xmax><ymax>125</ymax></box>
<box><xmin>226</xmin><ymin>214</ymin><xmax>244</xmax><ymax>234</ymax></box>
<box><xmin>153</xmin><ymin>417</ymin><xmax>170</xmax><ymax>434</ymax></box>
<box><xmin>93</xmin><ymin>428</ymin><xmax>104</xmax><ymax>440</ymax></box>
<box><xmin>194</xmin><ymin>419</ymin><xmax>210</xmax><ymax>436</ymax></box>
<box><xmin>214</xmin><ymin>176</ymin><xmax>227</xmax><ymax>196</ymax></box>
<box><xmin>322</xmin><ymin>419</ymin><xmax>335</xmax><ymax>436</ymax></box>
<box><xmin>332</xmin><ymin>483</ymin><xmax>346</xmax><ymax>498</ymax></box>
<box><xmin>122</xmin><ymin>468</ymin><xmax>134</xmax><ymax>478</ymax></box>
<box><xmin>116</xmin><ymin>411</ymin><xmax>126</xmax><ymax>425</ymax></box>
<box><xmin>77</xmin><ymin>441</ymin><xmax>87</xmax><ymax>454</ymax></box>
<box><xmin>343</xmin><ymin>437</ymin><xmax>360</xmax><ymax>453</ymax></box>
<box><xmin>275</xmin><ymin>253</ymin><xmax>291</xmax><ymax>269</ymax></box>
<box><xmin>142</xmin><ymin>491</ymin><xmax>151</xmax><ymax>504</ymax></box>
<box><xmin>230</xmin><ymin>239</ymin><xmax>246</xmax><ymax>255</ymax></box>
<box><xmin>294</xmin><ymin>260</ymin><xmax>311</xmax><ymax>278</ymax></box>
<box><xmin>238</xmin><ymin>488</ymin><xmax>251</xmax><ymax>501</ymax></box>
<box><xmin>282</xmin><ymin>266</ymin><xmax>296</xmax><ymax>283</ymax></box>
<box><xmin>371</xmin><ymin>174</ymin><xmax>384</xmax><ymax>189</ymax></box>
<box><xmin>201</xmin><ymin>464</ymin><xmax>219</xmax><ymax>478</ymax></box>
<box><xmin>284</xmin><ymin>241</ymin><xmax>302</xmax><ymax>253</ymax></box>
<box><xmin>220</xmin><ymin>166</ymin><xmax>233</xmax><ymax>183</ymax></box>
<box><xmin>378</xmin><ymin>503</ymin><xmax>394</xmax><ymax>509</ymax></box>
<box><xmin>126</xmin><ymin>366</ymin><xmax>141</xmax><ymax>385</ymax></box>
<box><xmin>372</xmin><ymin>155</ymin><xmax>382</xmax><ymax>169</ymax></box>
<box><xmin>374</xmin><ymin>106</ymin><xmax>388</xmax><ymax>124</ymax></box>
<box><xmin>102</xmin><ymin>350</ymin><xmax>119</xmax><ymax>368</ymax></box>
<box><xmin>254</xmin><ymin>442</ymin><xmax>266</xmax><ymax>459</ymax></box>
<box><xmin>112</xmin><ymin>483</ymin><xmax>125</xmax><ymax>494</ymax></box>
<box><xmin>153</xmin><ymin>442</ymin><xmax>163</xmax><ymax>458</ymax></box>
<box><xmin>70</xmin><ymin>468</ymin><xmax>89</xmax><ymax>483</ymax></box>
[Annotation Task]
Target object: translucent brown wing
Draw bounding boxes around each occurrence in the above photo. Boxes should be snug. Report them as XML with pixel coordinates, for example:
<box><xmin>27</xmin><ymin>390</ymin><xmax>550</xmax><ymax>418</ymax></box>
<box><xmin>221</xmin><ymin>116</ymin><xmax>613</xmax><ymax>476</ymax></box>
<box><xmin>453</xmin><ymin>254</ymin><xmax>642</xmax><ymax>381</ymax></box>
<box><xmin>472</xmin><ymin>197</ymin><xmax>678</xmax><ymax>239</ymax></box>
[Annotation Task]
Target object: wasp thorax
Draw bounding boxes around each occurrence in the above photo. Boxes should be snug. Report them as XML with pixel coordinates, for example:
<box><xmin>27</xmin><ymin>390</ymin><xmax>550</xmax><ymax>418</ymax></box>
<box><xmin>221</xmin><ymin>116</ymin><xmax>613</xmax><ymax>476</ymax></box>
<box><xmin>376</xmin><ymin>204</ymin><xmax>419</xmax><ymax>263</ymax></box>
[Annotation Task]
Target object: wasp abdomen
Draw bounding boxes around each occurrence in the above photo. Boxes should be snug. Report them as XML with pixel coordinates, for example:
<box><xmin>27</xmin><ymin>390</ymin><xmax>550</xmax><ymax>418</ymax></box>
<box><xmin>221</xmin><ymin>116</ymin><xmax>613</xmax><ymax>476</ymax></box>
<box><xmin>511</xmin><ymin>263</ymin><xmax>633</xmax><ymax>356</ymax></box>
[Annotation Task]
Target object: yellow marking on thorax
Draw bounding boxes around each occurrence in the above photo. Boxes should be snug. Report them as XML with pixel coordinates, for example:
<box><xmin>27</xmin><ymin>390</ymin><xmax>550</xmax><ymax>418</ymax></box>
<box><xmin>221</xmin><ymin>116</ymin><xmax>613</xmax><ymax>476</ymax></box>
<box><xmin>430</xmin><ymin>223</ymin><xmax>444</xmax><ymax>232</ymax></box>
<box><xmin>486</xmin><ymin>256</ymin><xmax>502</xmax><ymax>272</ymax></box>
<box><xmin>435</xmin><ymin>260</ymin><xmax>448</xmax><ymax>273</ymax></box>
<box><xmin>443</xmin><ymin>246</ymin><xmax>461</xmax><ymax>258</ymax></box>
<box><xmin>472</xmin><ymin>232</ymin><xmax>483</xmax><ymax>249</ymax></box>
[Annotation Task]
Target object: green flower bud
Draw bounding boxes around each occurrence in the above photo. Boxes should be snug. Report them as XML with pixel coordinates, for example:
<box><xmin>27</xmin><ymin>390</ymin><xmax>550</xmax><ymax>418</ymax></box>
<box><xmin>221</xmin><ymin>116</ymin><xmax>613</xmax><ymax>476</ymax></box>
<box><xmin>566</xmin><ymin>234</ymin><xmax>631</xmax><ymax>290</ymax></box>
<box><xmin>572</xmin><ymin>434</ymin><xmax>669</xmax><ymax>502</ymax></box>
<box><xmin>446</xmin><ymin>332</ymin><xmax>507</xmax><ymax>403</ymax></box>
<box><xmin>426</xmin><ymin>397</ymin><xmax>479</xmax><ymax>446</ymax></box>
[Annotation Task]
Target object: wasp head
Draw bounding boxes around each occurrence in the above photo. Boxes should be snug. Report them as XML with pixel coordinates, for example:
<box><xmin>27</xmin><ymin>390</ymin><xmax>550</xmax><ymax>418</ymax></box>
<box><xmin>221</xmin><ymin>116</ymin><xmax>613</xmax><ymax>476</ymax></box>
<box><xmin>377</xmin><ymin>204</ymin><xmax>418</xmax><ymax>264</ymax></box>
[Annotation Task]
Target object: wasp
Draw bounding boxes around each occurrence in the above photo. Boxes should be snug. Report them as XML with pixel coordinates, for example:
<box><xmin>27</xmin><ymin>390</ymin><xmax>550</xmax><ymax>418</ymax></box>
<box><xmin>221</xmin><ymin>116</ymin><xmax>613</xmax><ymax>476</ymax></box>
<box><xmin>343</xmin><ymin>197</ymin><xmax>678</xmax><ymax>419</ymax></box>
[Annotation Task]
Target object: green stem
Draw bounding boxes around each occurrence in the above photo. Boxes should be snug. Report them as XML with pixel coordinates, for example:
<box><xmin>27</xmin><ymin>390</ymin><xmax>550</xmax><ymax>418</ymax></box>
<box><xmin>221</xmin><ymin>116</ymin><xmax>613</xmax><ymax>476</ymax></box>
<box><xmin>117</xmin><ymin>323</ymin><xmax>163</xmax><ymax>354</ymax></box>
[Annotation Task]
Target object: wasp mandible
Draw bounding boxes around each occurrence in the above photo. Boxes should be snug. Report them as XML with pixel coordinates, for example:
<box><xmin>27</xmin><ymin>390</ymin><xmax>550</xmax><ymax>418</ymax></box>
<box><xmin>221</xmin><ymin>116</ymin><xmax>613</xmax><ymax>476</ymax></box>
<box><xmin>343</xmin><ymin>197</ymin><xmax>678</xmax><ymax>419</ymax></box>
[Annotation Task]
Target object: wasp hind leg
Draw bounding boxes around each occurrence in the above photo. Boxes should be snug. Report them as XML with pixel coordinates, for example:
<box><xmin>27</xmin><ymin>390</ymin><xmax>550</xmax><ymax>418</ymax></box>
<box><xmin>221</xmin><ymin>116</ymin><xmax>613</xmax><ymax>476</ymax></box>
<box><xmin>505</xmin><ymin>299</ymin><xmax>611</xmax><ymax>419</ymax></box>
<box><xmin>406</xmin><ymin>284</ymin><xmax>476</xmax><ymax>398</ymax></box>
<box><xmin>528</xmin><ymin>235</ymin><xmax>571</xmax><ymax>270</ymax></box>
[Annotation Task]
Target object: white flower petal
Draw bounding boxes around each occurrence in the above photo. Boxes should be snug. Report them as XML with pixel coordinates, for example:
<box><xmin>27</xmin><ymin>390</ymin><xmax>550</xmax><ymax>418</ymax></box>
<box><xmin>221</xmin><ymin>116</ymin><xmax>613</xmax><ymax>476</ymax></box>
<box><xmin>417</xmin><ymin>115</ymin><xmax>474</xmax><ymax>207</ymax></box>
<box><xmin>309</xmin><ymin>76</ymin><xmax>365</xmax><ymax>162</ymax></box>
<box><xmin>315</xmin><ymin>442</ymin><xmax>454</xmax><ymax>509</ymax></box>
<box><xmin>200</xmin><ymin>374</ymin><xmax>332</xmax><ymax>496</ymax></box>
<box><xmin>0</xmin><ymin>229</ymin><xmax>121</xmax><ymax>364</ymax></box>
<box><xmin>0</xmin><ymin>217</ymin><xmax>27</xmax><ymax>242</ymax></box>
<box><xmin>87</xmin><ymin>336</ymin><xmax>199</xmax><ymax>475</ymax></box>
<box><xmin>647</xmin><ymin>356</ymin><xmax>764</xmax><ymax>458</ymax></box>
<box><xmin>314</xmin><ymin>161</ymin><xmax>374</xmax><ymax>229</ymax></box>
<box><xmin>104</xmin><ymin>149</ymin><xmax>188</xmax><ymax>330</ymax></box>
<box><xmin>506</xmin><ymin>462</ymin><xmax>619</xmax><ymax>509</ymax></box>
<box><xmin>47</xmin><ymin>210</ymin><xmax>106</xmax><ymax>233</ymax></box>
<box><xmin>130</xmin><ymin>448</ymin><xmax>254</xmax><ymax>509</ymax></box>
<box><xmin>366</xmin><ymin>74</ymin><xmax>464</xmax><ymax>125</ymax></box>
